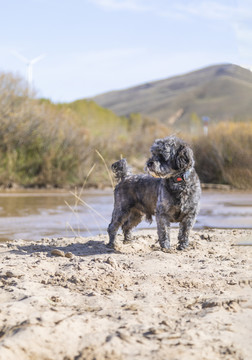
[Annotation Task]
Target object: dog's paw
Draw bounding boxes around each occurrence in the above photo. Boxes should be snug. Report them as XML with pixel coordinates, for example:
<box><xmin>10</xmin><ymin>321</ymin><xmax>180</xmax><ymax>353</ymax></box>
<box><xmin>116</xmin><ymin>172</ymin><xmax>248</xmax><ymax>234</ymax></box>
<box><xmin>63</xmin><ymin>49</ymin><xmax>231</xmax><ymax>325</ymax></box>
<box><xmin>177</xmin><ymin>242</ymin><xmax>189</xmax><ymax>251</ymax></box>
<box><xmin>160</xmin><ymin>241</ymin><xmax>171</xmax><ymax>250</ymax></box>
<box><xmin>123</xmin><ymin>239</ymin><xmax>133</xmax><ymax>245</ymax></box>
<box><xmin>162</xmin><ymin>241</ymin><xmax>170</xmax><ymax>249</ymax></box>
<box><xmin>106</xmin><ymin>242</ymin><xmax>115</xmax><ymax>250</ymax></box>
<box><xmin>161</xmin><ymin>247</ymin><xmax>173</xmax><ymax>253</ymax></box>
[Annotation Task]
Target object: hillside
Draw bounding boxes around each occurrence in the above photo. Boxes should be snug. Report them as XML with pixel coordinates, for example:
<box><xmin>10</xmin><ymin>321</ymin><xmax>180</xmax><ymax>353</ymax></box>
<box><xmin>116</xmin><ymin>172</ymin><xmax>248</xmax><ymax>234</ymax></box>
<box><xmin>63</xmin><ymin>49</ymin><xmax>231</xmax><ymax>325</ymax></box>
<box><xmin>92</xmin><ymin>64</ymin><xmax>252</xmax><ymax>126</ymax></box>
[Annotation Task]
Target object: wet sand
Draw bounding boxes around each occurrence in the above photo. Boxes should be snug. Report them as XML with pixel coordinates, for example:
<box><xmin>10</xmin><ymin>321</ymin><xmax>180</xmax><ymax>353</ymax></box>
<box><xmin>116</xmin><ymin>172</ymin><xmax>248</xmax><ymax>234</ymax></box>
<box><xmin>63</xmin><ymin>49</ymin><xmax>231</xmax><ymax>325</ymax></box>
<box><xmin>0</xmin><ymin>229</ymin><xmax>251</xmax><ymax>360</ymax></box>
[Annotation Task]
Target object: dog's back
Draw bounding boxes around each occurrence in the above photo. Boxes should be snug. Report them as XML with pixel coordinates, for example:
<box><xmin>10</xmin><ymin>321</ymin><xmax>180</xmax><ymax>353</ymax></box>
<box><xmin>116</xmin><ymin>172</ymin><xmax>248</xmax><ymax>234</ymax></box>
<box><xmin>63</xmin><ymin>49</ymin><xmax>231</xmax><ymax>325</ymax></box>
<box><xmin>116</xmin><ymin>174</ymin><xmax>160</xmax><ymax>222</ymax></box>
<box><xmin>111</xmin><ymin>157</ymin><xmax>161</xmax><ymax>223</ymax></box>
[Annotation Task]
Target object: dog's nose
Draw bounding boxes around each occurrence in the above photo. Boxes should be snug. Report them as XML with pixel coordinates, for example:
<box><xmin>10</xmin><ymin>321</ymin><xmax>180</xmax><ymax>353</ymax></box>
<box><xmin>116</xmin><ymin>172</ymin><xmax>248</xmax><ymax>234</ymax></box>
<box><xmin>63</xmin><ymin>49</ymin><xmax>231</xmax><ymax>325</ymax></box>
<box><xmin>147</xmin><ymin>160</ymin><xmax>153</xmax><ymax>167</ymax></box>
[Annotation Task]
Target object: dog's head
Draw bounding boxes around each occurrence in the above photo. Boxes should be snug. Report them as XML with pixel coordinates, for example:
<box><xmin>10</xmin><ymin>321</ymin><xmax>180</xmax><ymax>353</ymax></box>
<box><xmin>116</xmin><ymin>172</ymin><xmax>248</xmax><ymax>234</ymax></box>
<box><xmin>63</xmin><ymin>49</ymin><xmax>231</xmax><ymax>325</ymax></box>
<box><xmin>146</xmin><ymin>136</ymin><xmax>194</xmax><ymax>179</ymax></box>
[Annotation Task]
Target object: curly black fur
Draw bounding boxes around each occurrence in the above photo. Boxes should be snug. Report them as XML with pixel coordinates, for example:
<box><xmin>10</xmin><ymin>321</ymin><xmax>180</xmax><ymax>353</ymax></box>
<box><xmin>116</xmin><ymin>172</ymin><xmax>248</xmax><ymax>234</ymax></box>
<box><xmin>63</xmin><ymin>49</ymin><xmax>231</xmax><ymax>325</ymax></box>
<box><xmin>107</xmin><ymin>136</ymin><xmax>201</xmax><ymax>250</ymax></box>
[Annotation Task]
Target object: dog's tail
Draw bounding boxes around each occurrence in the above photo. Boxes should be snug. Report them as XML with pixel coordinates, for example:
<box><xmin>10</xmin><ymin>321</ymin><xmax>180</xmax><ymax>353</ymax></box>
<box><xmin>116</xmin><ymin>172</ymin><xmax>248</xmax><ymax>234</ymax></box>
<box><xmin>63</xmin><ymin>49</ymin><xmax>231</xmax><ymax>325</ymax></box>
<box><xmin>111</xmin><ymin>158</ymin><xmax>132</xmax><ymax>183</ymax></box>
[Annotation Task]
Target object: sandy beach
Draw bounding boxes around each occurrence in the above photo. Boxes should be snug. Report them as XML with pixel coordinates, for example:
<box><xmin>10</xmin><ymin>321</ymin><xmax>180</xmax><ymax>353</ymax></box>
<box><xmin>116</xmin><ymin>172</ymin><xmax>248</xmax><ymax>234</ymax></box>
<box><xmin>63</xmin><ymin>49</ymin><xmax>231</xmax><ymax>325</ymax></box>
<box><xmin>0</xmin><ymin>229</ymin><xmax>251</xmax><ymax>360</ymax></box>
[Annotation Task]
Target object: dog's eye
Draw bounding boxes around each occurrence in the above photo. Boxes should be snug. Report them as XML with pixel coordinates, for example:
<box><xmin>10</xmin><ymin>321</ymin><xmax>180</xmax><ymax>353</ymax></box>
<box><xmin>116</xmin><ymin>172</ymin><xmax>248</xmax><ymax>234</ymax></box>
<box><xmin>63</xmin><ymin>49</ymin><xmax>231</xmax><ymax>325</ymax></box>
<box><xmin>158</xmin><ymin>154</ymin><xmax>166</xmax><ymax>162</ymax></box>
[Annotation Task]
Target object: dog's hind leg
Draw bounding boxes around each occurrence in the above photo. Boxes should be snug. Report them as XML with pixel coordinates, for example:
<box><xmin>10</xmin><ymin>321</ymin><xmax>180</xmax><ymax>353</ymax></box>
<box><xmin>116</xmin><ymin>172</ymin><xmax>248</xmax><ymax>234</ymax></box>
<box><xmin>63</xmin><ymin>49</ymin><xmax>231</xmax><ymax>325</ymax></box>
<box><xmin>122</xmin><ymin>210</ymin><xmax>143</xmax><ymax>244</ymax></box>
<box><xmin>107</xmin><ymin>210</ymin><xmax>131</xmax><ymax>249</ymax></box>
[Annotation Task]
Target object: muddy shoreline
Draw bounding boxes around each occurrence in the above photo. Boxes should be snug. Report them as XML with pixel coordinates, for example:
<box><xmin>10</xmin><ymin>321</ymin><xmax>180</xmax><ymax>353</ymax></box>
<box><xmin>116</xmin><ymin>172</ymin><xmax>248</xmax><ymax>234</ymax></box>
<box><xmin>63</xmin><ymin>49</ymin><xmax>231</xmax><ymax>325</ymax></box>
<box><xmin>0</xmin><ymin>229</ymin><xmax>251</xmax><ymax>360</ymax></box>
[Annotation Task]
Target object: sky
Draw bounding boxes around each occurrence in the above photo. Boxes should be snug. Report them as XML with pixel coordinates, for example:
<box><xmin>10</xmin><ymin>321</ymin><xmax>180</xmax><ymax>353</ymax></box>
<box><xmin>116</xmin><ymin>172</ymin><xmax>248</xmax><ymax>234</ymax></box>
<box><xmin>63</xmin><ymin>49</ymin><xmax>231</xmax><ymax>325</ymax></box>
<box><xmin>0</xmin><ymin>0</ymin><xmax>251</xmax><ymax>102</ymax></box>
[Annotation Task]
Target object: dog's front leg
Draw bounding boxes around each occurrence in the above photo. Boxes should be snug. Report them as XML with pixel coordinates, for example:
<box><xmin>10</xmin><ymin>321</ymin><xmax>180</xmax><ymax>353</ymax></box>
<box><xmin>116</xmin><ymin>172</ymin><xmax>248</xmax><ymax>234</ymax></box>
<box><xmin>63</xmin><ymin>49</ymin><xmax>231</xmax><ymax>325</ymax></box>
<box><xmin>177</xmin><ymin>215</ymin><xmax>196</xmax><ymax>250</ymax></box>
<box><xmin>156</xmin><ymin>204</ymin><xmax>171</xmax><ymax>249</ymax></box>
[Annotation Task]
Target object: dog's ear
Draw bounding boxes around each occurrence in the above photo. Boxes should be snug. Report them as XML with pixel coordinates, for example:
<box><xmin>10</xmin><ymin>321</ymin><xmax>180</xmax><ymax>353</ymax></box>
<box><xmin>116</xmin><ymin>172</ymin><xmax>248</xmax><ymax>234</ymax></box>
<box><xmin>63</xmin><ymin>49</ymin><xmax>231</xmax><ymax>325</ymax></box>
<box><xmin>175</xmin><ymin>145</ymin><xmax>194</xmax><ymax>170</ymax></box>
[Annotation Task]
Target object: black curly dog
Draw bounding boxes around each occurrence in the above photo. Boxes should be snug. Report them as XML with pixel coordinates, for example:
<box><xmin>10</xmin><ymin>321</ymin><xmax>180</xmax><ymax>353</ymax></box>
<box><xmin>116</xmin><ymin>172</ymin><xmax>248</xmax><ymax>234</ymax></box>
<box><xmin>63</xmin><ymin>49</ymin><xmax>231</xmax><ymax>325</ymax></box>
<box><xmin>107</xmin><ymin>136</ymin><xmax>201</xmax><ymax>250</ymax></box>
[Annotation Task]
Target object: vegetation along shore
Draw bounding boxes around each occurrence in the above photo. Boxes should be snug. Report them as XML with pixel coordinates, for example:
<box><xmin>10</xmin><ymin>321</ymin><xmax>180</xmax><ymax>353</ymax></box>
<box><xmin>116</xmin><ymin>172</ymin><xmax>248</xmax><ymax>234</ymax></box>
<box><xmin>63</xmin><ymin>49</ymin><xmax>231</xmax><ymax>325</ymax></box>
<box><xmin>0</xmin><ymin>64</ymin><xmax>251</xmax><ymax>190</ymax></box>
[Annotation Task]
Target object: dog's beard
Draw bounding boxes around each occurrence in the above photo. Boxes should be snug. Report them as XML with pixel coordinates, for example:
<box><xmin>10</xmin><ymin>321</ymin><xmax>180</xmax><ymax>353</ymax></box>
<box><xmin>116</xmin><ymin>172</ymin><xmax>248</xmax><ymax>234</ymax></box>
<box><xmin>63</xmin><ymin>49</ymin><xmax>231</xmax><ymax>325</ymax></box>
<box><xmin>147</xmin><ymin>167</ymin><xmax>175</xmax><ymax>179</ymax></box>
<box><xmin>148</xmin><ymin>169</ymin><xmax>161</xmax><ymax>178</ymax></box>
<box><xmin>146</xmin><ymin>157</ymin><xmax>179</xmax><ymax>179</ymax></box>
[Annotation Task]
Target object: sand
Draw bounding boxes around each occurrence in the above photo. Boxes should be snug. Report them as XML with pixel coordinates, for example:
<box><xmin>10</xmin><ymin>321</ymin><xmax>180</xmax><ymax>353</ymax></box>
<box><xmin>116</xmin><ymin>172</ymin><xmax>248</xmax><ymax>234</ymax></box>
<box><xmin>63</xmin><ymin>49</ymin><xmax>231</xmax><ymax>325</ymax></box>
<box><xmin>0</xmin><ymin>229</ymin><xmax>251</xmax><ymax>360</ymax></box>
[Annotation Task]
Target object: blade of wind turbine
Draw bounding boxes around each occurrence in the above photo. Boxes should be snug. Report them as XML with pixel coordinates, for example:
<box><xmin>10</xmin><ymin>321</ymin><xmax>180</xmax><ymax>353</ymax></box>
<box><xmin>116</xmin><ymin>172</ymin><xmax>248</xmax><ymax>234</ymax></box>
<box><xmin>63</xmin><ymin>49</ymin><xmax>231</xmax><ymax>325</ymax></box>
<box><xmin>12</xmin><ymin>51</ymin><xmax>29</xmax><ymax>64</ymax></box>
<box><xmin>30</xmin><ymin>54</ymin><xmax>46</xmax><ymax>65</ymax></box>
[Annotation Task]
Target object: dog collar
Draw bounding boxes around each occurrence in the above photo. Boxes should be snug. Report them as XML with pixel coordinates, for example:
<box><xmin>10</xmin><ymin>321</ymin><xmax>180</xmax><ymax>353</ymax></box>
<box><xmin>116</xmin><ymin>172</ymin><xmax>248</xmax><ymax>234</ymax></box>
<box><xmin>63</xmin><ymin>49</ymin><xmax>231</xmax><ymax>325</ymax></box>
<box><xmin>173</xmin><ymin>169</ymin><xmax>191</xmax><ymax>183</ymax></box>
<box><xmin>175</xmin><ymin>176</ymin><xmax>183</xmax><ymax>182</ymax></box>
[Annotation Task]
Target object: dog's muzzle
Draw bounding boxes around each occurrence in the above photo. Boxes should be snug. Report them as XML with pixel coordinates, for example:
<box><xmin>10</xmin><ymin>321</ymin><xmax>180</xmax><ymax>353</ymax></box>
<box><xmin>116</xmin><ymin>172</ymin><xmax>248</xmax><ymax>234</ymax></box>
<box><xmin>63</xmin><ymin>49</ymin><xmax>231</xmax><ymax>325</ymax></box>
<box><xmin>146</xmin><ymin>160</ymin><xmax>158</xmax><ymax>177</ymax></box>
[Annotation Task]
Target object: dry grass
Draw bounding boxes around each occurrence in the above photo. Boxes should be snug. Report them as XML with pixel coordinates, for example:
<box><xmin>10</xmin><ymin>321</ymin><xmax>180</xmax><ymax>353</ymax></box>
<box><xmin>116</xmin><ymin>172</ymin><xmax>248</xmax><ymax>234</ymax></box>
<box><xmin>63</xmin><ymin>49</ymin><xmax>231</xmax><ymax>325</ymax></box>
<box><xmin>192</xmin><ymin>122</ymin><xmax>252</xmax><ymax>189</ymax></box>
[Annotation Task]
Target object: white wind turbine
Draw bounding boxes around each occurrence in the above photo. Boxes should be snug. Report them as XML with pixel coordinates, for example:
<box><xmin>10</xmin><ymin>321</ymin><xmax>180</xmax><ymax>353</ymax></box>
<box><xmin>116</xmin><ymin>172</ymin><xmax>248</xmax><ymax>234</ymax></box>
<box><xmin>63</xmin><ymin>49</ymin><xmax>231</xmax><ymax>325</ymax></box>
<box><xmin>12</xmin><ymin>51</ymin><xmax>45</xmax><ymax>96</ymax></box>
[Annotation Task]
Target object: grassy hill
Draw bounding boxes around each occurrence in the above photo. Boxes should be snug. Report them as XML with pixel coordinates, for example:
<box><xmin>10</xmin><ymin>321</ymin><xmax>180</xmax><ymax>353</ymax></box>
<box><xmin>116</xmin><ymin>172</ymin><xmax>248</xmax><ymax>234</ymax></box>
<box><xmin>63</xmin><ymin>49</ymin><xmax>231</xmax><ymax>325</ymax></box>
<box><xmin>92</xmin><ymin>64</ymin><xmax>252</xmax><ymax>126</ymax></box>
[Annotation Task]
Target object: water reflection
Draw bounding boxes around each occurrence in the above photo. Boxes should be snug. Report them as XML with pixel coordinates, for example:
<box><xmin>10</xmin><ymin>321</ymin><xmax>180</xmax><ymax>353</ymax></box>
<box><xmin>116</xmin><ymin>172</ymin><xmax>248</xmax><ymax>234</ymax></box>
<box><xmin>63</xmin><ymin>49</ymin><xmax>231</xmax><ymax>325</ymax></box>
<box><xmin>0</xmin><ymin>190</ymin><xmax>251</xmax><ymax>242</ymax></box>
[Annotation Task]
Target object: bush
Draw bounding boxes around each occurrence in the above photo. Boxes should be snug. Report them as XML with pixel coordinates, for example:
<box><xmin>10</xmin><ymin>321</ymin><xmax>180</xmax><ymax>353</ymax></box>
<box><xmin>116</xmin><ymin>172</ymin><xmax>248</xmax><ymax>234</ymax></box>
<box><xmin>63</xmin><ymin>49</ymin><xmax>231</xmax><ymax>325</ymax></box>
<box><xmin>0</xmin><ymin>72</ymin><xmax>88</xmax><ymax>187</ymax></box>
<box><xmin>192</xmin><ymin>122</ymin><xmax>252</xmax><ymax>189</ymax></box>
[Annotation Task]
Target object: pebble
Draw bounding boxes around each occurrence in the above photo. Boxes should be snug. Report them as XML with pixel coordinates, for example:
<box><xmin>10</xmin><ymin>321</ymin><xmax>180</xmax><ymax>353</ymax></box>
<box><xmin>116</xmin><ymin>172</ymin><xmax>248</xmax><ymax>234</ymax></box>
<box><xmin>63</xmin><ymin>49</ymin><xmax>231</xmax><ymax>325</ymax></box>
<box><xmin>5</xmin><ymin>270</ymin><xmax>24</xmax><ymax>278</ymax></box>
<box><xmin>50</xmin><ymin>249</ymin><xmax>73</xmax><ymax>258</ymax></box>
<box><xmin>51</xmin><ymin>249</ymin><xmax>65</xmax><ymax>257</ymax></box>
<box><xmin>65</xmin><ymin>252</ymin><xmax>74</xmax><ymax>258</ymax></box>
<box><xmin>6</xmin><ymin>271</ymin><xmax>15</xmax><ymax>278</ymax></box>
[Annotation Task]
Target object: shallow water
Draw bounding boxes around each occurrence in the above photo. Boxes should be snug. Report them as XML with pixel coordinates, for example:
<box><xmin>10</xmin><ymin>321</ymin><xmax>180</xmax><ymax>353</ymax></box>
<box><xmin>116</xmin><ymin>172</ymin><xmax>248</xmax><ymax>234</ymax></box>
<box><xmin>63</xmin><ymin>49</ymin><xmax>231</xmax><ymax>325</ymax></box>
<box><xmin>0</xmin><ymin>189</ymin><xmax>251</xmax><ymax>242</ymax></box>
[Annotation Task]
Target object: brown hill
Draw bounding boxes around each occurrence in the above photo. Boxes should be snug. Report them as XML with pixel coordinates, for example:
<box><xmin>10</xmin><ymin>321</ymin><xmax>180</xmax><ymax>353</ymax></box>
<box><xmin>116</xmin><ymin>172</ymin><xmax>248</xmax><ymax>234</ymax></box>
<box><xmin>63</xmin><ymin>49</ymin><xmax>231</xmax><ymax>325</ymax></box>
<box><xmin>92</xmin><ymin>64</ymin><xmax>252</xmax><ymax>126</ymax></box>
